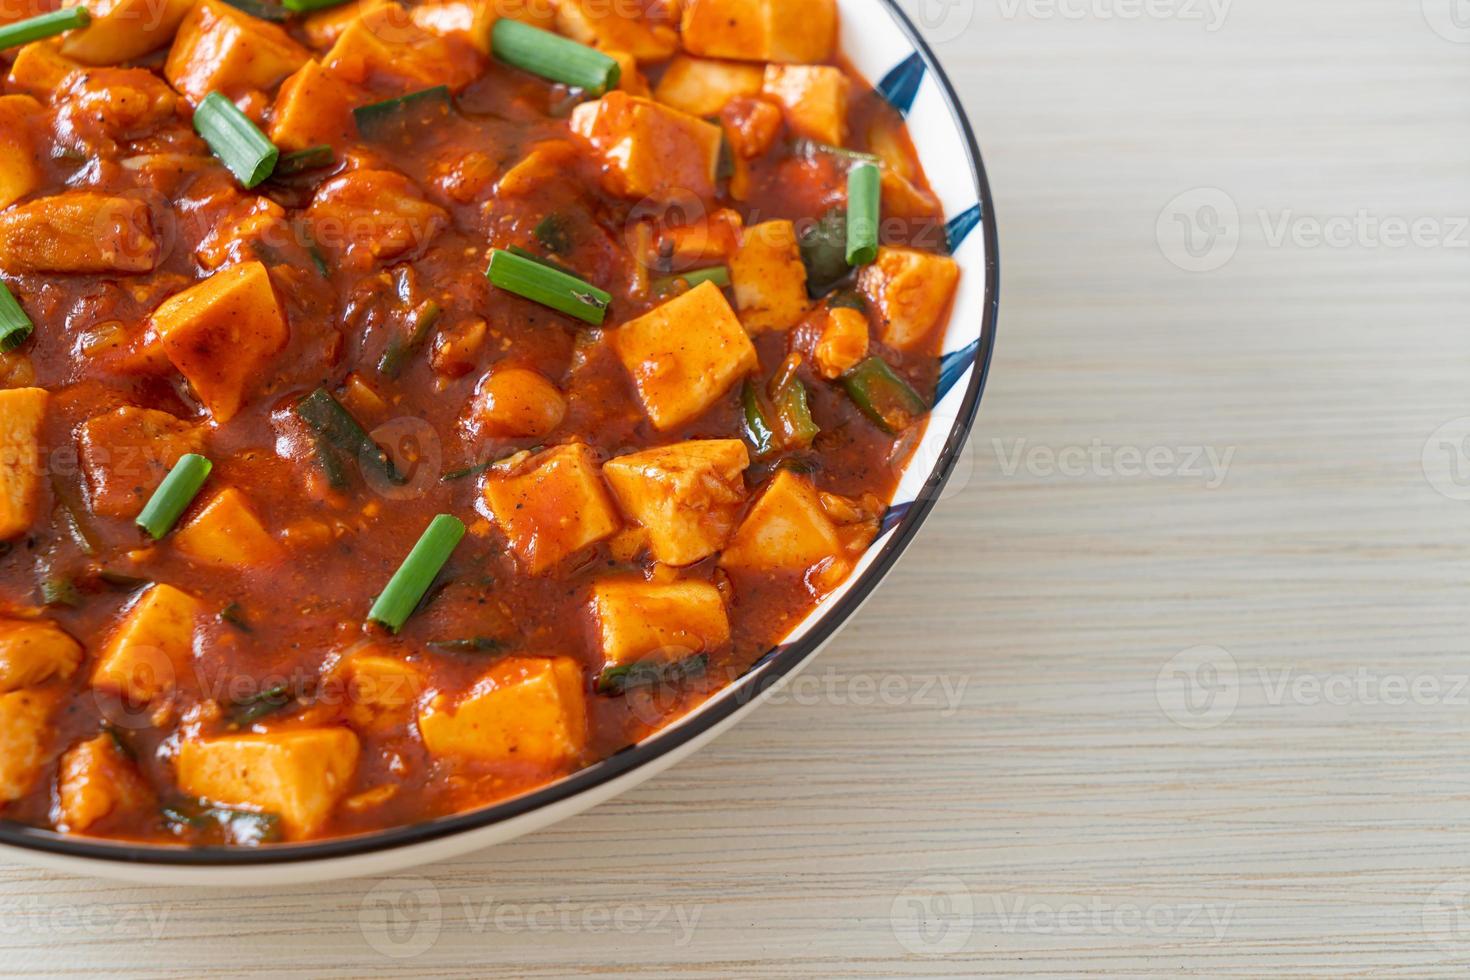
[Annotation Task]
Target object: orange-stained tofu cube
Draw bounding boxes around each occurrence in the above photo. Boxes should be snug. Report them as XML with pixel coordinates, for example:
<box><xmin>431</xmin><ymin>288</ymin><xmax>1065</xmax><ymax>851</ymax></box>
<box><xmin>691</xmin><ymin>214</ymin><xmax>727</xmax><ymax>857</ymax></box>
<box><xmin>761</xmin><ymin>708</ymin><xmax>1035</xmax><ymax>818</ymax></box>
<box><xmin>0</xmin><ymin>192</ymin><xmax>157</xmax><ymax>273</ymax></box>
<box><xmin>0</xmin><ymin>96</ymin><xmax>42</xmax><ymax>210</ymax></box>
<box><xmin>466</xmin><ymin>366</ymin><xmax>567</xmax><ymax>439</ymax></box>
<box><xmin>77</xmin><ymin>406</ymin><xmax>205</xmax><ymax>519</ymax></box>
<box><xmin>719</xmin><ymin>469</ymin><xmax>845</xmax><ymax>582</ymax></box>
<box><xmin>857</xmin><ymin>246</ymin><xmax>960</xmax><ymax>351</ymax></box>
<box><xmin>61</xmin><ymin>0</ymin><xmax>196</xmax><ymax>65</ymax></box>
<box><xmin>602</xmin><ymin>439</ymin><xmax>749</xmax><ymax>566</ymax></box>
<box><xmin>730</xmin><ymin>219</ymin><xmax>809</xmax><ymax>333</ymax></box>
<box><xmin>417</xmin><ymin>656</ymin><xmax>587</xmax><ymax>765</ymax></box>
<box><xmin>569</xmin><ymin>92</ymin><xmax>722</xmax><ymax>203</ymax></box>
<box><xmin>813</xmin><ymin>306</ymin><xmax>869</xmax><ymax>379</ymax></box>
<box><xmin>589</xmin><ymin>579</ymin><xmax>731</xmax><ymax>667</ymax></box>
<box><xmin>329</xmin><ymin>652</ymin><xmax>427</xmax><ymax>732</ymax></box>
<box><xmin>173</xmin><ymin>487</ymin><xmax>284</xmax><ymax>567</ymax></box>
<box><xmin>57</xmin><ymin>733</ymin><xmax>155</xmax><ymax>833</ymax></box>
<box><xmin>268</xmin><ymin>60</ymin><xmax>354</xmax><ymax>152</ymax></box>
<box><xmin>6</xmin><ymin>42</ymin><xmax>82</xmax><ymax>99</ymax></box>
<box><xmin>761</xmin><ymin>64</ymin><xmax>848</xmax><ymax>146</ymax></box>
<box><xmin>175</xmin><ymin>728</ymin><xmax>360</xmax><ymax>838</ymax></box>
<box><xmin>0</xmin><ymin>618</ymin><xmax>82</xmax><ymax>693</ymax></box>
<box><xmin>307</xmin><ymin>170</ymin><xmax>448</xmax><ymax>265</ymax></box>
<box><xmin>0</xmin><ymin>388</ymin><xmax>47</xmax><ymax>540</ymax></box>
<box><xmin>91</xmin><ymin>584</ymin><xmax>204</xmax><ymax>704</ymax></box>
<box><xmin>610</xmin><ymin>280</ymin><xmax>757</xmax><ymax>431</ymax></box>
<box><xmin>680</xmin><ymin>0</ymin><xmax>834</xmax><ymax>63</ymax></box>
<box><xmin>552</xmin><ymin>0</ymin><xmax>676</xmax><ymax>62</ymax></box>
<box><xmin>149</xmin><ymin>261</ymin><xmax>288</xmax><ymax>423</ymax></box>
<box><xmin>165</xmin><ymin>0</ymin><xmax>310</xmax><ymax>103</ymax></box>
<box><xmin>481</xmin><ymin>444</ymin><xmax>621</xmax><ymax>575</ymax></box>
<box><xmin>0</xmin><ymin>688</ymin><xmax>57</xmax><ymax>801</ymax></box>
<box><xmin>409</xmin><ymin>0</ymin><xmax>555</xmax><ymax>51</ymax></box>
<box><xmin>653</xmin><ymin>56</ymin><xmax>763</xmax><ymax>117</ymax></box>
<box><xmin>321</xmin><ymin>13</ymin><xmax>481</xmax><ymax>94</ymax></box>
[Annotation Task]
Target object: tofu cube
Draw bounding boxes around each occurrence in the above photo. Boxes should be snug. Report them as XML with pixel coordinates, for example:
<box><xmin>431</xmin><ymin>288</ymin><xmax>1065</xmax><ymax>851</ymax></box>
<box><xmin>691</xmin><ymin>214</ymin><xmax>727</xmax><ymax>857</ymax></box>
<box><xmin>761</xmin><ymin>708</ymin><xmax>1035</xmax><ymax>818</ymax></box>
<box><xmin>149</xmin><ymin>261</ymin><xmax>289</xmax><ymax>423</ymax></box>
<box><xmin>77</xmin><ymin>406</ymin><xmax>205</xmax><ymax>519</ymax></box>
<box><xmin>553</xmin><ymin>0</ymin><xmax>676</xmax><ymax>62</ymax></box>
<box><xmin>610</xmin><ymin>280</ymin><xmax>758</xmax><ymax>431</ymax></box>
<box><xmin>321</xmin><ymin>14</ymin><xmax>481</xmax><ymax>94</ymax></box>
<box><xmin>57</xmin><ymin>733</ymin><xmax>155</xmax><ymax>833</ymax></box>
<box><xmin>569</xmin><ymin>92</ymin><xmax>723</xmax><ymax>203</ymax></box>
<box><xmin>653</xmin><ymin>56</ymin><xmax>763</xmax><ymax>117</ymax></box>
<box><xmin>602</xmin><ymin>439</ymin><xmax>749</xmax><ymax>565</ymax></box>
<box><xmin>6</xmin><ymin>42</ymin><xmax>82</xmax><ymax>99</ymax></box>
<box><xmin>0</xmin><ymin>388</ymin><xmax>47</xmax><ymax>540</ymax></box>
<box><xmin>408</xmin><ymin>0</ymin><xmax>555</xmax><ymax>52</ymax></box>
<box><xmin>0</xmin><ymin>618</ymin><xmax>82</xmax><ymax>693</ymax></box>
<box><xmin>813</xmin><ymin>306</ymin><xmax>869</xmax><ymax>379</ymax></box>
<box><xmin>719</xmin><ymin>469</ymin><xmax>845</xmax><ymax>579</ymax></box>
<box><xmin>91</xmin><ymin>584</ymin><xmax>204</xmax><ymax>704</ymax></box>
<box><xmin>268</xmin><ymin>60</ymin><xmax>354</xmax><ymax>152</ymax></box>
<box><xmin>418</xmin><ymin>656</ymin><xmax>587</xmax><ymax>766</ymax></box>
<box><xmin>329</xmin><ymin>652</ymin><xmax>427</xmax><ymax>731</ymax></box>
<box><xmin>482</xmin><ymin>444</ymin><xmax>621</xmax><ymax>575</ymax></box>
<box><xmin>0</xmin><ymin>688</ymin><xmax>57</xmax><ymax>802</ymax></box>
<box><xmin>61</xmin><ymin>0</ymin><xmax>196</xmax><ymax>65</ymax></box>
<box><xmin>589</xmin><ymin>579</ymin><xmax>731</xmax><ymax>668</ymax></box>
<box><xmin>730</xmin><ymin>219</ymin><xmax>810</xmax><ymax>333</ymax></box>
<box><xmin>680</xmin><ymin>0</ymin><xmax>835</xmax><ymax>63</ymax></box>
<box><xmin>307</xmin><ymin>170</ymin><xmax>448</xmax><ymax>265</ymax></box>
<box><xmin>0</xmin><ymin>192</ymin><xmax>157</xmax><ymax>273</ymax></box>
<box><xmin>175</xmin><ymin>728</ymin><xmax>360</xmax><ymax>838</ymax></box>
<box><xmin>857</xmin><ymin>246</ymin><xmax>961</xmax><ymax>351</ymax></box>
<box><xmin>761</xmin><ymin>64</ymin><xmax>848</xmax><ymax>146</ymax></box>
<box><xmin>0</xmin><ymin>95</ymin><xmax>41</xmax><ymax>210</ymax></box>
<box><xmin>173</xmin><ymin>487</ymin><xmax>284</xmax><ymax>567</ymax></box>
<box><xmin>165</xmin><ymin>0</ymin><xmax>310</xmax><ymax>103</ymax></box>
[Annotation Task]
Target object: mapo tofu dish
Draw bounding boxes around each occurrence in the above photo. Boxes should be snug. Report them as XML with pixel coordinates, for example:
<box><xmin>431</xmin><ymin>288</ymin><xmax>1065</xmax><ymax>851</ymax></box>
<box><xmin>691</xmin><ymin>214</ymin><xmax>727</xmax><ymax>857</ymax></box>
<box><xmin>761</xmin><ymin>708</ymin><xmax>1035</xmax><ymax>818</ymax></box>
<box><xmin>0</xmin><ymin>0</ymin><xmax>960</xmax><ymax>846</ymax></box>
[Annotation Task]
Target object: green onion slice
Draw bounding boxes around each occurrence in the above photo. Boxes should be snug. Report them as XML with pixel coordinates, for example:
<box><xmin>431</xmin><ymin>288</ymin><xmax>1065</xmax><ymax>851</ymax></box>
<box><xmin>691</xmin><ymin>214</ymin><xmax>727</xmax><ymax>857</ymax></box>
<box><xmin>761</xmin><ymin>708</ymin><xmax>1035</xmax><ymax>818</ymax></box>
<box><xmin>652</xmin><ymin>265</ymin><xmax>729</xmax><ymax>296</ymax></box>
<box><xmin>368</xmin><ymin>514</ymin><xmax>466</xmax><ymax>633</ymax></box>
<box><xmin>793</xmin><ymin>138</ymin><xmax>882</xmax><ymax>166</ymax></box>
<box><xmin>294</xmin><ymin>388</ymin><xmax>403</xmax><ymax>487</ymax></box>
<box><xmin>841</xmin><ymin>357</ymin><xmax>927</xmax><ymax>435</ymax></box>
<box><xmin>486</xmin><ymin>248</ymin><xmax>610</xmax><ymax>325</ymax></box>
<box><xmin>596</xmin><ymin>653</ymin><xmax>709</xmax><ymax>696</ymax></box>
<box><xmin>282</xmin><ymin>0</ymin><xmax>349</xmax><ymax>11</ymax></box>
<box><xmin>0</xmin><ymin>281</ymin><xmax>33</xmax><ymax>353</ymax></box>
<box><xmin>491</xmin><ymin>19</ymin><xmax>620</xmax><ymax>96</ymax></box>
<box><xmin>0</xmin><ymin>7</ymin><xmax>90</xmax><ymax>52</ymax></box>
<box><xmin>845</xmin><ymin>162</ymin><xmax>881</xmax><ymax>267</ymax></box>
<box><xmin>354</xmin><ymin>86</ymin><xmax>451</xmax><ymax>141</ymax></box>
<box><xmin>193</xmin><ymin>92</ymin><xmax>279</xmax><ymax>188</ymax></box>
<box><xmin>220</xmin><ymin>0</ymin><xmax>289</xmax><ymax>21</ymax></box>
<box><xmin>136</xmin><ymin>454</ymin><xmax>212</xmax><ymax>540</ymax></box>
<box><xmin>272</xmin><ymin>144</ymin><xmax>334</xmax><ymax>178</ymax></box>
<box><xmin>741</xmin><ymin>379</ymin><xmax>776</xmax><ymax>458</ymax></box>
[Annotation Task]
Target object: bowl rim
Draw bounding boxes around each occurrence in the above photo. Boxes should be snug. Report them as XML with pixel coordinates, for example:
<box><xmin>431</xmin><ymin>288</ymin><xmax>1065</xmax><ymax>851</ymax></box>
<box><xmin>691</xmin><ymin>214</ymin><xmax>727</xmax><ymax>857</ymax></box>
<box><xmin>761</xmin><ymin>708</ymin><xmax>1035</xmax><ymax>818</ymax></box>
<box><xmin>0</xmin><ymin>0</ymin><xmax>1000</xmax><ymax>868</ymax></box>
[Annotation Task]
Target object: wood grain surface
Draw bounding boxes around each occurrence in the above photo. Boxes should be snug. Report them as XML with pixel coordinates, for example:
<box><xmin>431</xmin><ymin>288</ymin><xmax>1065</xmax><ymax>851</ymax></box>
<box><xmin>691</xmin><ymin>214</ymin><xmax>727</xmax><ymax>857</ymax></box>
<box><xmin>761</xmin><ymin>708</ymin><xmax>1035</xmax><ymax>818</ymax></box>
<box><xmin>7</xmin><ymin>0</ymin><xmax>1470</xmax><ymax>975</ymax></box>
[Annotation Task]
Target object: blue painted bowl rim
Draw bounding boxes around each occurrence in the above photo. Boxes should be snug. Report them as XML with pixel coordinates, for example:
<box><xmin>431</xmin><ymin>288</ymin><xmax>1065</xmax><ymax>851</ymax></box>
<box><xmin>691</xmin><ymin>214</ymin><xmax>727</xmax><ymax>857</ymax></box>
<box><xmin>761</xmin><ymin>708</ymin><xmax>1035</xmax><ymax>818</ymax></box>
<box><xmin>0</xmin><ymin>0</ymin><xmax>1000</xmax><ymax>867</ymax></box>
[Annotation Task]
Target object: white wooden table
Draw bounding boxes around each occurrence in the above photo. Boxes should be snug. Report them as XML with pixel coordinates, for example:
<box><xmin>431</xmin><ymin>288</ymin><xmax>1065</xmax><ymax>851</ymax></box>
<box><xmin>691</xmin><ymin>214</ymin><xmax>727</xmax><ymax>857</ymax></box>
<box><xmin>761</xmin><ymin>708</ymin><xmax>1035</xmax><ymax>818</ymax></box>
<box><xmin>8</xmin><ymin>1</ymin><xmax>1470</xmax><ymax>974</ymax></box>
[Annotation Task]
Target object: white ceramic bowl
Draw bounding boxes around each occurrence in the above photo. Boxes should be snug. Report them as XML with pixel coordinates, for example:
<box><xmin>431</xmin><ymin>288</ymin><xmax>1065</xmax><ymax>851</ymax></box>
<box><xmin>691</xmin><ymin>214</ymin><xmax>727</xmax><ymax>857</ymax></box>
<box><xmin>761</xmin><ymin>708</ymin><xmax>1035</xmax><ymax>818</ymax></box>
<box><xmin>0</xmin><ymin>0</ymin><xmax>999</xmax><ymax>884</ymax></box>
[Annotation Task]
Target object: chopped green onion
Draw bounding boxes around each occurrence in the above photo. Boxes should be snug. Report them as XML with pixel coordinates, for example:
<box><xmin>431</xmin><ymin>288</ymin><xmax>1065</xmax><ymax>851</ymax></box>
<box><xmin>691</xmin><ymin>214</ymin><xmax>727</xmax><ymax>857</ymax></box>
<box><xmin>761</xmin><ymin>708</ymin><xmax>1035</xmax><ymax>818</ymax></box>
<box><xmin>534</xmin><ymin>213</ymin><xmax>571</xmax><ymax>254</ymax></box>
<box><xmin>845</xmin><ymin>162</ymin><xmax>880</xmax><ymax>266</ymax></box>
<box><xmin>506</xmin><ymin>244</ymin><xmax>580</xmax><ymax>280</ymax></box>
<box><xmin>162</xmin><ymin>802</ymin><xmax>282</xmax><ymax>846</ymax></box>
<box><xmin>715</xmin><ymin>131</ymin><xmax>734</xmax><ymax>181</ymax></box>
<box><xmin>0</xmin><ymin>282</ymin><xmax>32</xmax><ymax>353</ymax></box>
<box><xmin>377</xmin><ymin>300</ymin><xmax>442</xmax><ymax>379</ymax></box>
<box><xmin>94</xmin><ymin>570</ymin><xmax>151</xmax><ymax>591</ymax></box>
<box><xmin>652</xmin><ymin>265</ymin><xmax>729</xmax><ymax>296</ymax></box>
<box><xmin>294</xmin><ymin>388</ymin><xmax>402</xmax><ymax>486</ymax></box>
<box><xmin>219</xmin><ymin>601</ymin><xmax>252</xmax><ymax>631</ymax></box>
<box><xmin>220</xmin><ymin>0</ymin><xmax>289</xmax><ymax>21</ymax></box>
<box><xmin>773</xmin><ymin>377</ymin><xmax>819</xmax><ymax>450</ymax></box>
<box><xmin>486</xmin><ymin>248</ymin><xmax>610</xmax><ymax>325</ymax></box>
<box><xmin>793</xmin><ymin>138</ymin><xmax>882</xmax><ymax>166</ymax></box>
<box><xmin>491</xmin><ymin>19</ymin><xmax>620</xmax><ymax>96</ymax></box>
<box><xmin>426</xmin><ymin>637</ymin><xmax>506</xmax><ymax>653</ymax></box>
<box><xmin>282</xmin><ymin>0</ymin><xmax>348</xmax><ymax>11</ymax></box>
<box><xmin>799</xmin><ymin>207</ymin><xmax>850</xmax><ymax>297</ymax></box>
<box><xmin>841</xmin><ymin>357</ymin><xmax>927</xmax><ymax>435</ymax></box>
<box><xmin>354</xmin><ymin>86</ymin><xmax>451</xmax><ymax>141</ymax></box>
<box><xmin>0</xmin><ymin>7</ymin><xmax>89</xmax><ymax>52</ymax></box>
<box><xmin>40</xmin><ymin>574</ymin><xmax>80</xmax><ymax>609</ymax></box>
<box><xmin>227</xmin><ymin>683</ymin><xmax>293</xmax><ymax>727</ymax></box>
<box><xmin>368</xmin><ymin>514</ymin><xmax>466</xmax><ymax>633</ymax></box>
<box><xmin>827</xmin><ymin>289</ymin><xmax>867</xmax><ymax>312</ymax></box>
<box><xmin>741</xmin><ymin>379</ymin><xmax>776</xmax><ymax>458</ymax></box>
<box><xmin>193</xmin><ymin>92</ymin><xmax>279</xmax><ymax>188</ymax></box>
<box><xmin>596</xmin><ymin>653</ymin><xmax>708</xmax><ymax>696</ymax></box>
<box><xmin>272</xmin><ymin>144</ymin><xmax>334</xmax><ymax>178</ymax></box>
<box><xmin>136</xmin><ymin>454</ymin><xmax>212</xmax><ymax>540</ymax></box>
